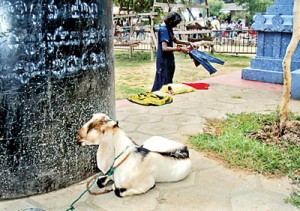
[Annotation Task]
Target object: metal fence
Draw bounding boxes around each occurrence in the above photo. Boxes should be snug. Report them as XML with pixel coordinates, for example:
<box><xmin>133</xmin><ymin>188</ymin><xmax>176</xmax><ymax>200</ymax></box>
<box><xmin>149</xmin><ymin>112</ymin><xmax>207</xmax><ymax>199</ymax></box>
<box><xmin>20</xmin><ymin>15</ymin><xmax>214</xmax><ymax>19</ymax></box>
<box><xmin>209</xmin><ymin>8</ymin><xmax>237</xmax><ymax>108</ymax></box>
<box><xmin>210</xmin><ymin>30</ymin><xmax>257</xmax><ymax>54</ymax></box>
<box><xmin>114</xmin><ymin>29</ymin><xmax>257</xmax><ymax>55</ymax></box>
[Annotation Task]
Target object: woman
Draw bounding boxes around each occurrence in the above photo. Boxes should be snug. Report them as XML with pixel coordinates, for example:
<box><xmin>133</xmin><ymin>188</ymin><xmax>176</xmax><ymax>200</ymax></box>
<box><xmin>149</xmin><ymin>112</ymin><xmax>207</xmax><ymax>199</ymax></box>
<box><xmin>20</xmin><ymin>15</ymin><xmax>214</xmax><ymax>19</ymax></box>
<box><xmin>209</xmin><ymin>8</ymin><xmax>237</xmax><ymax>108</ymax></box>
<box><xmin>151</xmin><ymin>12</ymin><xmax>192</xmax><ymax>92</ymax></box>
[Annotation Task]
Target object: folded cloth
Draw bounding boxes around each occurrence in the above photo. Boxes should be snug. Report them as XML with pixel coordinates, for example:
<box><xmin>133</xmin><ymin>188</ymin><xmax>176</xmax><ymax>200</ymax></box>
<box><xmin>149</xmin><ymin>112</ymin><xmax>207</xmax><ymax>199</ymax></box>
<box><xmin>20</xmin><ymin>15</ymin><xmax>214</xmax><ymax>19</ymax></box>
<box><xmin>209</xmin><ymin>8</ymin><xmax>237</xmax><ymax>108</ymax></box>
<box><xmin>182</xmin><ymin>82</ymin><xmax>210</xmax><ymax>90</ymax></box>
<box><xmin>127</xmin><ymin>92</ymin><xmax>173</xmax><ymax>106</ymax></box>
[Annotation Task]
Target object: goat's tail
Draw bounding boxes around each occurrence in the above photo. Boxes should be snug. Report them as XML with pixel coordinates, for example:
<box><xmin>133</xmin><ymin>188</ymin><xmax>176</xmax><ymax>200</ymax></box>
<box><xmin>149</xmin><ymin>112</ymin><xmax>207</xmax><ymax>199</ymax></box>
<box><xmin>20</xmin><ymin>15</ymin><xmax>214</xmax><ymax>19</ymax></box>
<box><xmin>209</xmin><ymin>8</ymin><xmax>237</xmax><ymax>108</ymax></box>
<box><xmin>154</xmin><ymin>146</ymin><xmax>189</xmax><ymax>159</ymax></box>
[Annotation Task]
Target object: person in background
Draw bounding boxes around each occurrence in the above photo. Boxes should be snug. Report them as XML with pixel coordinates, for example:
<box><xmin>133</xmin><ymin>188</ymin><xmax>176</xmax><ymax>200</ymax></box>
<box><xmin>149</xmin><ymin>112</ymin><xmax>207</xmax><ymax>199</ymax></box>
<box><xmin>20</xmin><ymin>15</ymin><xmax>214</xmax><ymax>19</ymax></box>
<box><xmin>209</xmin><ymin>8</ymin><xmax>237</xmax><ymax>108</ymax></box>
<box><xmin>228</xmin><ymin>21</ymin><xmax>236</xmax><ymax>38</ymax></box>
<box><xmin>211</xmin><ymin>16</ymin><xmax>222</xmax><ymax>45</ymax></box>
<box><xmin>220</xmin><ymin>20</ymin><xmax>227</xmax><ymax>41</ymax></box>
<box><xmin>151</xmin><ymin>12</ymin><xmax>193</xmax><ymax>92</ymax></box>
<box><xmin>236</xmin><ymin>20</ymin><xmax>243</xmax><ymax>35</ymax></box>
<box><xmin>197</xmin><ymin>13</ymin><xmax>206</xmax><ymax>27</ymax></box>
<box><xmin>139</xmin><ymin>21</ymin><xmax>145</xmax><ymax>40</ymax></box>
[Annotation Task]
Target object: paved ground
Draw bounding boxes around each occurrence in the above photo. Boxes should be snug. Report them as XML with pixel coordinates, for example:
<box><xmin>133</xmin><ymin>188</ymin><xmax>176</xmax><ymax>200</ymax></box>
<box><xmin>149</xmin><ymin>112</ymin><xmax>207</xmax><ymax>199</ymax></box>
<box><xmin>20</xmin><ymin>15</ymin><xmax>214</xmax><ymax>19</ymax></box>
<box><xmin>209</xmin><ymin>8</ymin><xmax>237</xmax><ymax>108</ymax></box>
<box><xmin>1</xmin><ymin>71</ymin><xmax>300</xmax><ymax>211</ymax></box>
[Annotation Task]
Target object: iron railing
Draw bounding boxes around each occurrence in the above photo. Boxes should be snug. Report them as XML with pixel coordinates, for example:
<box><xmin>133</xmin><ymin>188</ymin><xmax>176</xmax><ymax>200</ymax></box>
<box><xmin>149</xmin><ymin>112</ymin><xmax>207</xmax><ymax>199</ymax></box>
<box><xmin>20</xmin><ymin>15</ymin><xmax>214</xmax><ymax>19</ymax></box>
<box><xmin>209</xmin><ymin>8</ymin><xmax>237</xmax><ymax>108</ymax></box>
<box><xmin>114</xmin><ymin>29</ymin><xmax>257</xmax><ymax>55</ymax></box>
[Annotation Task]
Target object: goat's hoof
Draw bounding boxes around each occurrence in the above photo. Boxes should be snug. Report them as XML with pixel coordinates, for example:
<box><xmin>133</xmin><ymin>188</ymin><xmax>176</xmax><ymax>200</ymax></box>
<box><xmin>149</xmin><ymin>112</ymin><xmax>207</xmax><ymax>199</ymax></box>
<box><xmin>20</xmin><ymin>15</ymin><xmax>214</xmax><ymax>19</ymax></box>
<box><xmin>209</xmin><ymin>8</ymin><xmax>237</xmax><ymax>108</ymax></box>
<box><xmin>97</xmin><ymin>177</ymin><xmax>107</xmax><ymax>188</ymax></box>
<box><xmin>114</xmin><ymin>188</ymin><xmax>127</xmax><ymax>197</ymax></box>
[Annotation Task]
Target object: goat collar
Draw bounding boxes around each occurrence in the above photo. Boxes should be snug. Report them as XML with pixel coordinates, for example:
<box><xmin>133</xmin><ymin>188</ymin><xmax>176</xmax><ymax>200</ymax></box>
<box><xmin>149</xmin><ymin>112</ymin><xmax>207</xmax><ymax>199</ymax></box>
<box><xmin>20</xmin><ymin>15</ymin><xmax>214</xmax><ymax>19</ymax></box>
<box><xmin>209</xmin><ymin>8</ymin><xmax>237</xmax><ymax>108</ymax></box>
<box><xmin>105</xmin><ymin>146</ymin><xmax>130</xmax><ymax>176</ymax></box>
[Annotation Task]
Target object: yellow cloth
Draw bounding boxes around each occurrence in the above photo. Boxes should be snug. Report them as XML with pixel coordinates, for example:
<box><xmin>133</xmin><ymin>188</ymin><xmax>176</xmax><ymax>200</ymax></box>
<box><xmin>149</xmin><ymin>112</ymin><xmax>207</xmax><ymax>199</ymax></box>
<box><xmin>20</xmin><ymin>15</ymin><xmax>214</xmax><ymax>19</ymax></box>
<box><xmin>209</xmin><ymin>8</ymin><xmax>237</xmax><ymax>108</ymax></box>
<box><xmin>160</xmin><ymin>84</ymin><xmax>195</xmax><ymax>95</ymax></box>
<box><xmin>127</xmin><ymin>92</ymin><xmax>173</xmax><ymax>106</ymax></box>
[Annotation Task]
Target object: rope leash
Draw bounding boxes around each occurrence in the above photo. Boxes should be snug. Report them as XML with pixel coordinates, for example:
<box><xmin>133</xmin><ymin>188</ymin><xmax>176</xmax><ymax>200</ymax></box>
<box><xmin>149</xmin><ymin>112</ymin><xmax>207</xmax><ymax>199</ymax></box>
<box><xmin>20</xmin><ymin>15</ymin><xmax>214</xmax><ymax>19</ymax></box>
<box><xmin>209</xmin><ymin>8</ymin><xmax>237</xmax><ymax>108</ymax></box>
<box><xmin>66</xmin><ymin>146</ymin><xmax>130</xmax><ymax>210</ymax></box>
<box><xmin>86</xmin><ymin>175</ymin><xmax>113</xmax><ymax>195</ymax></box>
<box><xmin>66</xmin><ymin>172</ymin><xmax>104</xmax><ymax>211</ymax></box>
<box><xmin>87</xmin><ymin>150</ymin><xmax>130</xmax><ymax>195</ymax></box>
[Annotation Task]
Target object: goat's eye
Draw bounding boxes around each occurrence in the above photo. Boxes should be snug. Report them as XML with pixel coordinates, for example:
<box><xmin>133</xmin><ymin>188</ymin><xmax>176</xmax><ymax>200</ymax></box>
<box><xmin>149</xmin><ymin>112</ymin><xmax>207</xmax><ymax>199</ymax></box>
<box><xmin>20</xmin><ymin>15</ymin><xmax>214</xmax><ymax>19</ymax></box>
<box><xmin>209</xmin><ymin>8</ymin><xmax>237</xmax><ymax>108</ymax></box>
<box><xmin>87</xmin><ymin>123</ymin><xmax>93</xmax><ymax>133</ymax></box>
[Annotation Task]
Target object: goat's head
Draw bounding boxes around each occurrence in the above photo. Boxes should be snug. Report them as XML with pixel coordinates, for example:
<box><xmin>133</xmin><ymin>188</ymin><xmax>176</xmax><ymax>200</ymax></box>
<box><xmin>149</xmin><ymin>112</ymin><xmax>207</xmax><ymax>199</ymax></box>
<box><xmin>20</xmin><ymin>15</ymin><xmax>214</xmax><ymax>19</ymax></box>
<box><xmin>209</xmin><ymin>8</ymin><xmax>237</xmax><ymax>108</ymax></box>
<box><xmin>76</xmin><ymin>113</ymin><xmax>118</xmax><ymax>146</ymax></box>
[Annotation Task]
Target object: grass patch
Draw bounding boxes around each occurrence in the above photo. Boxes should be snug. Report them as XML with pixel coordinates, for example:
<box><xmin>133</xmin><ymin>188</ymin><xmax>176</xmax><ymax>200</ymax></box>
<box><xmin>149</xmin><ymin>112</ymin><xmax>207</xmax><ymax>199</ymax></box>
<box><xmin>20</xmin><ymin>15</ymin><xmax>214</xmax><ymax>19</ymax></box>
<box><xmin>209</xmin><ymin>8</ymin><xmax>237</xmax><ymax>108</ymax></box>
<box><xmin>189</xmin><ymin>111</ymin><xmax>300</xmax><ymax>175</ymax></box>
<box><xmin>285</xmin><ymin>192</ymin><xmax>300</xmax><ymax>208</ymax></box>
<box><xmin>114</xmin><ymin>50</ymin><xmax>152</xmax><ymax>67</ymax></box>
<box><xmin>117</xmin><ymin>84</ymin><xmax>147</xmax><ymax>100</ymax></box>
<box><xmin>189</xmin><ymin>111</ymin><xmax>300</xmax><ymax>207</ymax></box>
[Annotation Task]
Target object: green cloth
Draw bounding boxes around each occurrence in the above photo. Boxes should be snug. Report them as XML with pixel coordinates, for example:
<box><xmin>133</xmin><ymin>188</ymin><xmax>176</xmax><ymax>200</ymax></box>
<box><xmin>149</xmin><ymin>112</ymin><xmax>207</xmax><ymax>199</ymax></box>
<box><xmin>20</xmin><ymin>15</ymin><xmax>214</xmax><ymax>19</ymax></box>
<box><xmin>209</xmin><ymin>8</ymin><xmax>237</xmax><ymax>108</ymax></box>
<box><xmin>127</xmin><ymin>92</ymin><xmax>173</xmax><ymax>106</ymax></box>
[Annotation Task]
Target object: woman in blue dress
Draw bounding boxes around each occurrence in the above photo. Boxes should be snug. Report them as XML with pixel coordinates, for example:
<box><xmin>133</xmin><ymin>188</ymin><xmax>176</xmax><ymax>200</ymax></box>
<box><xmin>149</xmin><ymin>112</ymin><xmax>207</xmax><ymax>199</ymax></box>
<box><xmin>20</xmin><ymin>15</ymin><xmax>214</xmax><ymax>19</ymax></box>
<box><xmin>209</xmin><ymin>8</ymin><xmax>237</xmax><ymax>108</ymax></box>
<box><xmin>151</xmin><ymin>12</ymin><xmax>192</xmax><ymax>92</ymax></box>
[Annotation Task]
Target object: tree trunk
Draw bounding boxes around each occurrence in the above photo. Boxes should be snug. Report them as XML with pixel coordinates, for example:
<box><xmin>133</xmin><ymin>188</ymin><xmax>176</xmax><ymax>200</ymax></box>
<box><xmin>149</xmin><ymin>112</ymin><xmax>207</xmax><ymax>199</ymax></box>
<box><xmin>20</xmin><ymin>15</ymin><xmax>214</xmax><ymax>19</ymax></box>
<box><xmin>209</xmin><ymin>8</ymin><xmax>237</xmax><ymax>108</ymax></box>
<box><xmin>280</xmin><ymin>0</ymin><xmax>300</xmax><ymax>132</ymax></box>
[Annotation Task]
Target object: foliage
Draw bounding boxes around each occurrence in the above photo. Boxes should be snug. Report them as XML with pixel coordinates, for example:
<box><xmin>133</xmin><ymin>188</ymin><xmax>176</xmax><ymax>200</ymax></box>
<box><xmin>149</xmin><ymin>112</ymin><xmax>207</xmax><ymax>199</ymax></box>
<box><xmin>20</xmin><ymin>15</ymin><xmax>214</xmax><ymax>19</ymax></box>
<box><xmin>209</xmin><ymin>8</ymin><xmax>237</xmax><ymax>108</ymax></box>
<box><xmin>113</xmin><ymin>0</ymin><xmax>200</xmax><ymax>14</ymax></box>
<box><xmin>234</xmin><ymin>0</ymin><xmax>274</xmax><ymax>18</ymax></box>
<box><xmin>113</xmin><ymin>0</ymin><xmax>155</xmax><ymax>14</ymax></box>
<box><xmin>219</xmin><ymin>12</ymin><xmax>230</xmax><ymax>22</ymax></box>
<box><xmin>231</xmin><ymin>11</ymin><xmax>247</xmax><ymax>22</ymax></box>
<box><xmin>208</xmin><ymin>0</ymin><xmax>224</xmax><ymax>17</ymax></box>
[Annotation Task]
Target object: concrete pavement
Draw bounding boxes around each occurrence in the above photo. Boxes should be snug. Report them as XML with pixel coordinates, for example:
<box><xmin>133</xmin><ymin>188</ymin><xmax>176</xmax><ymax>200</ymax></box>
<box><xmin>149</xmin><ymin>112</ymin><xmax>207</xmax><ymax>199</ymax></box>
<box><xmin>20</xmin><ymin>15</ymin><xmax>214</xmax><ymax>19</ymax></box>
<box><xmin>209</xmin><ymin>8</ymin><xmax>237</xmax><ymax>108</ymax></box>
<box><xmin>1</xmin><ymin>71</ymin><xmax>299</xmax><ymax>211</ymax></box>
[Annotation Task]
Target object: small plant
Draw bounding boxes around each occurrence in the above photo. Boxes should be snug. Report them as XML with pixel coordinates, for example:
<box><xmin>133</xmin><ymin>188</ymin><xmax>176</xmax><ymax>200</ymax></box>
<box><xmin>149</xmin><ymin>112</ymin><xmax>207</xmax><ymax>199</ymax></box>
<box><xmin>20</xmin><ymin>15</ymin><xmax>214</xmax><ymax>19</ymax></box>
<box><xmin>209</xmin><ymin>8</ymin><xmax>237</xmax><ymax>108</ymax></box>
<box><xmin>285</xmin><ymin>192</ymin><xmax>300</xmax><ymax>208</ymax></box>
<box><xmin>231</xmin><ymin>95</ymin><xmax>242</xmax><ymax>99</ymax></box>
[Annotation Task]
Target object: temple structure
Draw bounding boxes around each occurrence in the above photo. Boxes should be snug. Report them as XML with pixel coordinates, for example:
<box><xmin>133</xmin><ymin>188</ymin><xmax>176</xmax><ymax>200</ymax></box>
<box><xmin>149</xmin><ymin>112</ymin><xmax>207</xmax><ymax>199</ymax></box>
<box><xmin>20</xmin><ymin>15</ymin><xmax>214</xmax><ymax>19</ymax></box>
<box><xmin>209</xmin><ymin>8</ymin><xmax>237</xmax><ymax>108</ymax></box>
<box><xmin>242</xmin><ymin>0</ymin><xmax>300</xmax><ymax>99</ymax></box>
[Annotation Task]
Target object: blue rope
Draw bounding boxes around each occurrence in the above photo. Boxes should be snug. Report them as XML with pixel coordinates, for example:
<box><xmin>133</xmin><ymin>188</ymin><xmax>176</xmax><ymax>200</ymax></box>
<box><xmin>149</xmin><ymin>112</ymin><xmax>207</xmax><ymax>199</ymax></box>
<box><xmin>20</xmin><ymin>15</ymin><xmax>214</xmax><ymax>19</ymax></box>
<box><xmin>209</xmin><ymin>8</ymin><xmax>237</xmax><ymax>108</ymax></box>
<box><xmin>66</xmin><ymin>172</ymin><xmax>103</xmax><ymax>211</ymax></box>
<box><xmin>66</xmin><ymin>146</ymin><xmax>130</xmax><ymax>210</ymax></box>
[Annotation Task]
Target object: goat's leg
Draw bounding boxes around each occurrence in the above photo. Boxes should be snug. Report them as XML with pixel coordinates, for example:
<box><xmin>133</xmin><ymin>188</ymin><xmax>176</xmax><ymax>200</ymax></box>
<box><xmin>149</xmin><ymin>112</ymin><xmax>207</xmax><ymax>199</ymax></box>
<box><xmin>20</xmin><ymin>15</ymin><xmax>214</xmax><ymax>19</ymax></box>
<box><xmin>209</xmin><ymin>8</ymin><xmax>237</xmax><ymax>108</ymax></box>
<box><xmin>97</xmin><ymin>175</ymin><xmax>113</xmax><ymax>188</ymax></box>
<box><xmin>114</xmin><ymin>177</ymin><xmax>155</xmax><ymax>197</ymax></box>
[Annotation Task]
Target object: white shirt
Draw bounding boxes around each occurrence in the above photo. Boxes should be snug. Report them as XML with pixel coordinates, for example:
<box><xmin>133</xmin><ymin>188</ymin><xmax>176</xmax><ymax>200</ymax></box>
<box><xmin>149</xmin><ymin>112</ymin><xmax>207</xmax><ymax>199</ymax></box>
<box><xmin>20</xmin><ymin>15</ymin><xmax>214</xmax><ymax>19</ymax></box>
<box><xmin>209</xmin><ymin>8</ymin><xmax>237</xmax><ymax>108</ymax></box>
<box><xmin>211</xmin><ymin>19</ymin><xmax>220</xmax><ymax>31</ymax></box>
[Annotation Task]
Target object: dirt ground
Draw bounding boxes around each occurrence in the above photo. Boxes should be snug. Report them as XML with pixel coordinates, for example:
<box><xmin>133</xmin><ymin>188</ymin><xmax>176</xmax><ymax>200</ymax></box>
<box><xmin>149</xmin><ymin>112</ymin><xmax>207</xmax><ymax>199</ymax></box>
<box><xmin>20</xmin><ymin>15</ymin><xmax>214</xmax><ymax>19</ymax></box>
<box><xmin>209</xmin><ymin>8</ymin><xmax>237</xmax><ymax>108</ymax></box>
<box><xmin>115</xmin><ymin>52</ymin><xmax>252</xmax><ymax>99</ymax></box>
<box><xmin>246</xmin><ymin>120</ymin><xmax>300</xmax><ymax>147</ymax></box>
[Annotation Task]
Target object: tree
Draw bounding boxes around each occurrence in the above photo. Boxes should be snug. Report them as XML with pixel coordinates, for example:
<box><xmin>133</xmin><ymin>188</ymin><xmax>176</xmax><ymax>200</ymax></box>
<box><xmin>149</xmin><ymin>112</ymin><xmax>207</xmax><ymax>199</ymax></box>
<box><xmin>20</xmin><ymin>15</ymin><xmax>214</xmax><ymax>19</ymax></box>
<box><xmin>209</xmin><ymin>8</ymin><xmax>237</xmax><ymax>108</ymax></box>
<box><xmin>234</xmin><ymin>0</ymin><xmax>273</xmax><ymax>18</ymax></box>
<box><xmin>113</xmin><ymin>0</ymin><xmax>155</xmax><ymax>14</ymax></box>
<box><xmin>208</xmin><ymin>0</ymin><xmax>224</xmax><ymax>17</ymax></box>
<box><xmin>113</xmin><ymin>0</ymin><xmax>208</xmax><ymax>14</ymax></box>
<box><xmin>280</xmin><ymin>0</ymin><xmax>300</xmax><ymax>132</ymax></box>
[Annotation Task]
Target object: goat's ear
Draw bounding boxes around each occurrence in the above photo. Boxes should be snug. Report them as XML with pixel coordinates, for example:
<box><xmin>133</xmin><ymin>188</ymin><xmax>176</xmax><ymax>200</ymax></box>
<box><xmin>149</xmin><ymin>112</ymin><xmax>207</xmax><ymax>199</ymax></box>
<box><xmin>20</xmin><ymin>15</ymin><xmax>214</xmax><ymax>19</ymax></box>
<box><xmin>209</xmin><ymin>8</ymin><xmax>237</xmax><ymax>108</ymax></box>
<box><xmin>96</xmin><ymin>135</ymin><xmax>115</xmax><ymax>174</ymax></box>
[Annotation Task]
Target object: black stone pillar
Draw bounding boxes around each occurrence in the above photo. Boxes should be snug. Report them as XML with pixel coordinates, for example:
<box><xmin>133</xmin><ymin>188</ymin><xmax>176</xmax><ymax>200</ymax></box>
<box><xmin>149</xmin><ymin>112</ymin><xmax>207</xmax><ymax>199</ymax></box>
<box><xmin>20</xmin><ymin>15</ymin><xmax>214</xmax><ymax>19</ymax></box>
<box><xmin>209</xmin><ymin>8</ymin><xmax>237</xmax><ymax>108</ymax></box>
<box><xmin>0</xmin><ymin>0</ymin><xmax>115</xmax><ymax>199</ymax></box>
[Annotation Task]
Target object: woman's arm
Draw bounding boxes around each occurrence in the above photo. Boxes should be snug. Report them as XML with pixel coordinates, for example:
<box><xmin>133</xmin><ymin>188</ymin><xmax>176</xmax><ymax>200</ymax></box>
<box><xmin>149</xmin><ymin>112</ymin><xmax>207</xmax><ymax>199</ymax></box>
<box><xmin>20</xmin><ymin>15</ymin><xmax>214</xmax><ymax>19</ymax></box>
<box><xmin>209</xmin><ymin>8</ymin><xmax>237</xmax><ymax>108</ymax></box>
<box><xmin>173</xmin><ymin>37</ymin><xmax>191</xmax><ymax>46</ymax></box>
<box><xmin>161</xmin><ymin>42</ymin><xmax>190</xmax><ymax>54</ymax></box>
<box><xmin>161</xmin><ymin>41</ymin><xmax>178</xmax><ymax>52</ymax></box>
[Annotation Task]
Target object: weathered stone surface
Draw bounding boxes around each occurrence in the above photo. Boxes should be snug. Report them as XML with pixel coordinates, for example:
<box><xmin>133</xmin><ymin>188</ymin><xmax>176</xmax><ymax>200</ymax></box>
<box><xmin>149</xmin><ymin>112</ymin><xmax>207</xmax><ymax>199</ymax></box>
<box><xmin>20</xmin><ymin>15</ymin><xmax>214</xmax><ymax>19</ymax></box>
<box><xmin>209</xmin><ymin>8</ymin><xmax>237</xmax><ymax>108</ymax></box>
<box><xmin>231</xmin><ymin>190</ymin><xmax>297</xmax><ymax>211</ymax></box>
<box><xmin>0</xmin><ymin>0</ymin><xmax>115</xmax><ymax>200</ymax></box>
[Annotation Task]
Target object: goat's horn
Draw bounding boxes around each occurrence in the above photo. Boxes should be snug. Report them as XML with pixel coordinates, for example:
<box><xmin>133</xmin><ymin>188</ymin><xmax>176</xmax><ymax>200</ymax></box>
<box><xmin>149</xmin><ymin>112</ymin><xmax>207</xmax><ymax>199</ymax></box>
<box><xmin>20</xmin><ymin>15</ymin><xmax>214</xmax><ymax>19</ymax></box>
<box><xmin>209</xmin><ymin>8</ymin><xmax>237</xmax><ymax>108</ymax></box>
<box><xmin>104</xmin><ymin>117</ymin><xmax>113</xmax><ymax>122</ymax></box>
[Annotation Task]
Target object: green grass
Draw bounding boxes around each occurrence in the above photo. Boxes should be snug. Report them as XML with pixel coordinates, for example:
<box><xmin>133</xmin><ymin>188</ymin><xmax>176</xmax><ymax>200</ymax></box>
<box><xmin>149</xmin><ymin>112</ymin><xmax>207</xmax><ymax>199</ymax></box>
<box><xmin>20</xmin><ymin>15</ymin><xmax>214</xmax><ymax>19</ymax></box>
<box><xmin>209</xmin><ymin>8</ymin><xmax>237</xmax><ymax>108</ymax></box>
<box><xmin>285</xmin><ymin>192</ymin><xmax>300</xmax><ymax>208</ymax></box>
<box><xmin>189</xmin><ymin>111</ymin><xmax>300</xmax><ymax>175</ymax></box>
<box><xmin>189</xmin><ymin>111</ymin><xmax>300</xmax><ymax>207</ymax></box>
<box><xmin>114</xmin><ymin>50</ymin><xmax>152</xmax><ymax>68</ymax></box>
<box><xmin>117</xmin><ymin>84</ymin><xmax>146</xmax><ymax>99</ymax></box>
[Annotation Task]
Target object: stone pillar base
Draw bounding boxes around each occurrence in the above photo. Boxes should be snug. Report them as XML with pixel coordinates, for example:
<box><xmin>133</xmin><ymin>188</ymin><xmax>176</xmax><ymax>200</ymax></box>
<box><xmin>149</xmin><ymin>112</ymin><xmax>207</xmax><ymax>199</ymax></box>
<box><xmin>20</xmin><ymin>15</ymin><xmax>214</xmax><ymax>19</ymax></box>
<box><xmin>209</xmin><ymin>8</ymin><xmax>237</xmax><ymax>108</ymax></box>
<box><xmin>242</xmin><ymin>68</ymin><xmax>283</xmax><ymax>84</ymax></box>
<box><xmin>292</xmin><ymin>69</ymin><xmax>300</xmax><ymax>99</ymax></box>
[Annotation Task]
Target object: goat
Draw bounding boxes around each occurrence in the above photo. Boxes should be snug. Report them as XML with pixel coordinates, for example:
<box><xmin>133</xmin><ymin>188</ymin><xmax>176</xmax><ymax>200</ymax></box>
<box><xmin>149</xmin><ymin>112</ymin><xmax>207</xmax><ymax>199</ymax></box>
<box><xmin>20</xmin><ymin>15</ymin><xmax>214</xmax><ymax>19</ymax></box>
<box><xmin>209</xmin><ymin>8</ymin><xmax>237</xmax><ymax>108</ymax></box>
<box><xmin>76</xmin><ymin>113</ymin><xmax>191</xmax><ymax>197</ymax></box>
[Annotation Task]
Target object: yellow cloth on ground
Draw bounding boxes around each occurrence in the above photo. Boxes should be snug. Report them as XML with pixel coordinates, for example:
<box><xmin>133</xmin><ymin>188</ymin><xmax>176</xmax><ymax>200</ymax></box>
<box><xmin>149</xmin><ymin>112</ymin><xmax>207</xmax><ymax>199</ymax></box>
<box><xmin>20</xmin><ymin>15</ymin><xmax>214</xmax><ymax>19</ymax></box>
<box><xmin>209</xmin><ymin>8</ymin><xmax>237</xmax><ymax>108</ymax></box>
<box><xmin>160</xmin><ymin>84</ymin><xmax>196</xmax><ymax>95</ymax></box>
<box><xmin>127</xmin><ymin>92</ymin><xmax>173</xmax><ymax>106</ymax></box>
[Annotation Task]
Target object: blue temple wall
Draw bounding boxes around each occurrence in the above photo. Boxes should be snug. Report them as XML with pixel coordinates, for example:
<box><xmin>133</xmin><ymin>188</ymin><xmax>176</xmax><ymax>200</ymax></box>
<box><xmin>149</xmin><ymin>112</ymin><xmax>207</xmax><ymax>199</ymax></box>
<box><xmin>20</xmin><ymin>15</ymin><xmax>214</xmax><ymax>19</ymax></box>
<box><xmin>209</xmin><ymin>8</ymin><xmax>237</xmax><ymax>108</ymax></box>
<box><xmin>242</xmin><ymin>0</ymin><xmax>300</xmax><ymax>89</ymax></box>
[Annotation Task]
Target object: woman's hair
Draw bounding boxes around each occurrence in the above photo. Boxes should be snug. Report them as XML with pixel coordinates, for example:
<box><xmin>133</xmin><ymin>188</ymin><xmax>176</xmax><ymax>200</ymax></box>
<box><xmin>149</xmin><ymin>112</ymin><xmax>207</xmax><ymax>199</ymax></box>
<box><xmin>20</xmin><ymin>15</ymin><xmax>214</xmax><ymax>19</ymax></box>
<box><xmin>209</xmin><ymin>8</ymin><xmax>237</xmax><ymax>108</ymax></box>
<box><xmin>164</xmin><ymin>12</ymin><xmax>182</xmax><ymax>27</ymax></box>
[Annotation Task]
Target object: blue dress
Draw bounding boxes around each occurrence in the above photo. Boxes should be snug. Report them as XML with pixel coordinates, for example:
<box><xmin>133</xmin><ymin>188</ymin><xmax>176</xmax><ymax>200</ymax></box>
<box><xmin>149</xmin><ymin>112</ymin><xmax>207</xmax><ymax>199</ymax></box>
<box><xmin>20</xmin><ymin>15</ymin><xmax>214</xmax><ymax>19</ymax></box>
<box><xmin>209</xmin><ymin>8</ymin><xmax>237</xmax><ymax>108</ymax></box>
<box><xmin>151</xmin><ymin>24</ymin><xmax>175</xmax><ymax>92</ymax></box>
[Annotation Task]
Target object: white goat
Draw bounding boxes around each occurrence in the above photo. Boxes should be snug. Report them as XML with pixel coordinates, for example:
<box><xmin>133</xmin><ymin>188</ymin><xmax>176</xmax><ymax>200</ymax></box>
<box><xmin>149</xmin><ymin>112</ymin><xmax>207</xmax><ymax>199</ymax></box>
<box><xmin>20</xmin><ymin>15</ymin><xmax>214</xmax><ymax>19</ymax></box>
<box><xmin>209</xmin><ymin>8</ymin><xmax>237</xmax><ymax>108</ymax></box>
<box><xmin>76</xmin><ymin>113</ymin><xmax>191</xmax><ymax>197</ymax></box>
